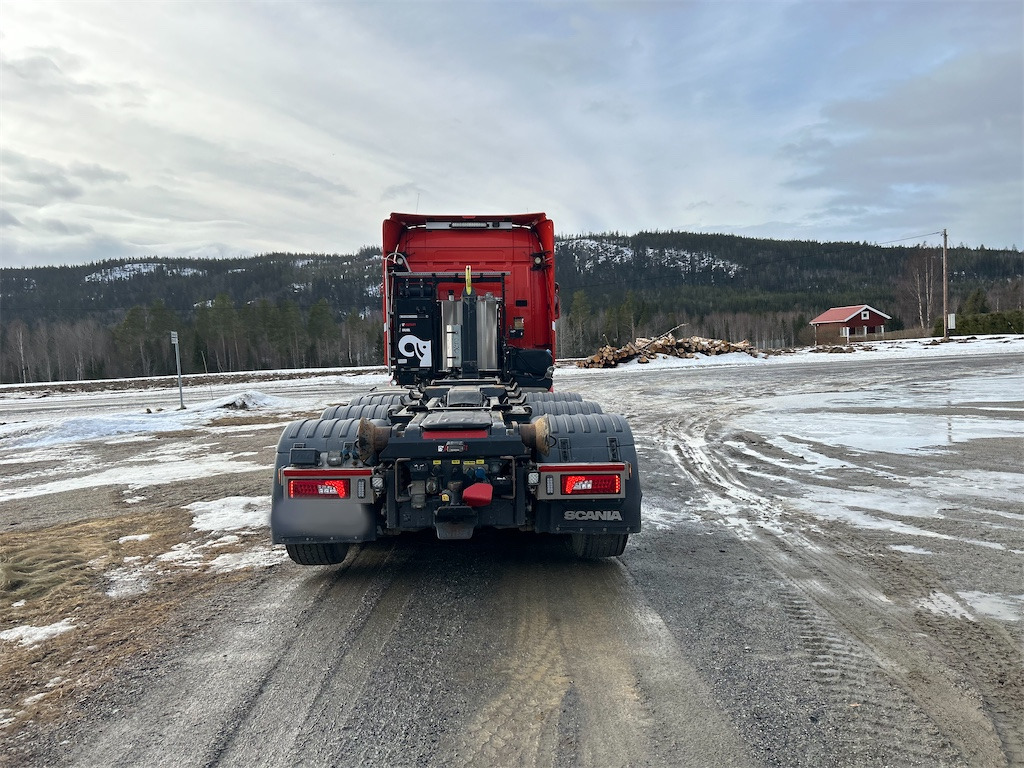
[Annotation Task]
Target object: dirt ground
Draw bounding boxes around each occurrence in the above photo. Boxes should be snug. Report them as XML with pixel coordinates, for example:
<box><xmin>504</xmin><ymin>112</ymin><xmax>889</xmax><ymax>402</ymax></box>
<box><xmin>1</xmin><ymin>349</ymin><xmax>1022</xmax><ymax>767</ymax></box>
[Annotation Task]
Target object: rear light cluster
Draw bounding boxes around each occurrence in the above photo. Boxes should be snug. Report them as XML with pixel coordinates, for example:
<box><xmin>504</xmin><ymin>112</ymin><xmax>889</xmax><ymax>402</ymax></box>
<box><xmin>562</xmin><ymin>474</ymin><xmax>620</xmax><ymax>495</ymax></box>
<box><xmin>288</xmin><ymin>479</ymin><xmax>349</xmax><ymax>499</ymax></box>
<box><xmin>281</xmin><ymin>468</ymin><xmax>373</xmax><ymax>500</ymax></box>
<box><xmin>535</xmin><ymin>463</ymin><xmax>628</xmax><ymax>499</ymax></box>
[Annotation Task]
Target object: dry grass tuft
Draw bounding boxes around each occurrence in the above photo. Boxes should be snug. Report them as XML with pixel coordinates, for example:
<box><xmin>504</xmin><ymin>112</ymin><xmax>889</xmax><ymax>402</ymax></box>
<box><xmin>0</xmin><ymin>510</ymin><xmax>269</xmax><ymax>734</ymax></box>
<box><xmin>209</xmin><ymin>414</ymin><xmax>292</xmax><ymax>427</ymax></box>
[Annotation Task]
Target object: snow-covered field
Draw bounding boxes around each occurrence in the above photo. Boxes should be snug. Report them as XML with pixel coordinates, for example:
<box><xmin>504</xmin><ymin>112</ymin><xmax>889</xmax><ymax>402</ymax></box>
<box><xmin>3</xmin><ymin>333</ymin><xmax>1020</xmax><ymax>441</ymax></box>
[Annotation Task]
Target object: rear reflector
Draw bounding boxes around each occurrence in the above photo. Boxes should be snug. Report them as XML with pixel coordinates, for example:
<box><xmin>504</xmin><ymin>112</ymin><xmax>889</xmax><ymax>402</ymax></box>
<box><xmin>562</xmin><ymin>474</ymin><xmax>621</xmax><ymax>495</ymax></box>
<box><xmin>421</xmin><ymin>429</ymin><xmax>489</xmax><ymax>439</ymax></box>
<box><xmin>288</xmin><ymin>479</ymin><xmax>350</xmax><ymax>499</ymax></box>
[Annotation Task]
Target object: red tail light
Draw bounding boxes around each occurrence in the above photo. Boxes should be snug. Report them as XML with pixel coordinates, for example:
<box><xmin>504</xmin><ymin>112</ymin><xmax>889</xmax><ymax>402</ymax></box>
<box><xmin>288</xmin><ymin>479</ymin><xmax>350</xmax><ymax>499</ymax></box>
<box><xmin>562</xmin><ymin>474</ymin><xmax>621</xmax><ymax>495</ymax></box>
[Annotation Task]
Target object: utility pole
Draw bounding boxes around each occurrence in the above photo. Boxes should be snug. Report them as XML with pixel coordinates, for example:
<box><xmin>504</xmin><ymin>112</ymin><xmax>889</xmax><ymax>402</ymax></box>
<box><xmin>942</xmin><ymin>228</ymin><xmax>949</xmax><ymax>341</ymax></box>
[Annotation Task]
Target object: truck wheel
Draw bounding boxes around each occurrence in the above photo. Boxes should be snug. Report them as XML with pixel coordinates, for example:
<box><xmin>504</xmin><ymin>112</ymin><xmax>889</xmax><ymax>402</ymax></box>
<box><xmin>523</xmin><ymin>391</ymin><xmax>583</xmax><ymax>403</ymax></box>
<box><xmin>284</xmin><ymin>542</ymin><xmax>349</xmax><ymax>565</ymax></box>
<box><xmin>568</xmin><ymin>533</ymin><xmax>628</xmax><ymax>559</ymax></box>
<box><xmin>322</xmin><ymin>398</ymin><xmax>402</xmax><ymax>420</ymax></box>
<box><xmin>528</xmin><ymin>399</ymin><xmax>603</xmax><ymax>418</ymax></box>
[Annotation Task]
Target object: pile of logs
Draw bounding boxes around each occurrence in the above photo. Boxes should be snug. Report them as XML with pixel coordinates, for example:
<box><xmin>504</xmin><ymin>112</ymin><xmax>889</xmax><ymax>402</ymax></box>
<box><xmin>809</xmin><ymin>344</ymin><xmax>857</xmax><ymax>354</ymax></box>
<box><xmin>577</xmin><ymin>333</ymin><xmax>760</xmax><ymax>368</ymax></box>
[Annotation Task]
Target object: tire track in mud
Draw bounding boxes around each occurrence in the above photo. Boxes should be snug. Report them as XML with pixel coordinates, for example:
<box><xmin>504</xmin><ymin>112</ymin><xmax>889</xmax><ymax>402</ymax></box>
<box><xmin>212</xmin><ymin>542</ymin><xmax>419</xmax><ymax>768</ymax></box>
<box><xmin>908</xmin><ymin>609</ymin><xmax>1024</xmax><ymax>766</ymax></box>
<box><xmin>453</xmin><ymin>596</ymin><xmax>572</xmax><ymax>766</ymax></box>
<box><xmin>643</xmin><ymin>410</ymin><xmax>814</xmax><ymax>546</ymax></box>
<box><xmin>447</xmin><ymin>560</ymin><xmax>648</xmax><ymax>768</ymax></box>
<box><xmin>687</xmin><ymin>409</ymin><xmax>1024</xmax><ymax>766</ymax></box>
<box><xmin>767</xmin><ymin>544</ymin><xmax>1019</xmax><ymax>767</ymax></box>
<box><xmin>56</xmin><ymin>531</ymin><xmax>750</xmax><ymax>768</ymax></box>
<box><xmin>62</xmin><ymin>542</ymin><xmax>410</xmax><ymax>768</ymax></box>
<box><xmin>852</xmin><ymin>545</ymin><xmax>1024</xmax><ymax>766</ymax></box>
<box><xmin>778</xmin><ymin>592</ymin><xmax>958</xmax><ymax>767</ymax></box>
<box><xmin>639</xmin><ymin>411</ymin><xmax>1018</xmax><ymax>766</ymax></box>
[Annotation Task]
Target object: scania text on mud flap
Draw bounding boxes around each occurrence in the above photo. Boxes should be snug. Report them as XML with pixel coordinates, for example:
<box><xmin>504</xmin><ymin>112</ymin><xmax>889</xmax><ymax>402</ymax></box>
<box><xmin>271</xmin><ymin>213</ymin><xmax>643</xmax><ymax>564</ymax></box>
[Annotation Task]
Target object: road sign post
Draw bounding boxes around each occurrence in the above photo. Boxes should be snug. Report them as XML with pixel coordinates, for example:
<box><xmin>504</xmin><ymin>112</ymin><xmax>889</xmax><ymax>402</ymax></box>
<box><xmin>170</xmin><ymin>331</ymin><xmax>185</xmax><ymax>409</ymax></box>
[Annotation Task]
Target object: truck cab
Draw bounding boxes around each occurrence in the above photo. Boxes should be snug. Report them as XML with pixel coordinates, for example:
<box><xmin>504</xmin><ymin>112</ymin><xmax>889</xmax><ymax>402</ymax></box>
<box><xmin>383</xmin><ymin>213</ymin><xmax>558</xmax><ymax>390</ymax></box>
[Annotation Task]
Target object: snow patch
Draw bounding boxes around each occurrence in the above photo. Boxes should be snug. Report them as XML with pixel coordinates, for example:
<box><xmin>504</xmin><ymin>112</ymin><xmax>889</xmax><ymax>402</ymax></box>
<box><xmin>105</xmin><ymin>567</ymin><xmax>151</xmax><ymax>598</ymax></box>
<box><xmin>890</xmin><ymin>544</ymin><xmax>934</xmax><ymax>555</ymax></box>
<box><xmin>84</xmin><ymin>263</ymin><xmax>205</xmax><ymax>282</ymax></box>
<box><xmin>105</xmin><ymin>435</ymin><xmax>156</xmax><ymax>445</ymax></box>
<box><xmin>0</xmin><ymin>618</ymin><xmax>75</xmax><ymax>647</ymax></box>
<box><xmin>0</xmin><ymin>444</ymin><xmax>81</xmax><ymax>466</ymax></box>
<box><xmin>916</xmin><ymin>592</ymin><xmax>974</xmax><ymax>620</ymax></box>
<box><xmin>7</xmin><ymin>389</ymin><xmax>291</xmax><ymax>449</ymax></box>
<box><xmin>640</xmin><ymin>500</ymin><xmax>705</xmax><ymax>530</ymax></box>
<box><xmin>186</xmin><ymin>496</ymin><xmax>271</xmax><ymax>531</ymax></box>
<box><xmin>208</xmin><ymin>547</ymin><xmax>289</xmax><ymax>573</ymax></box>
<box><xmin>957</xmin><ymin>591</ymin><xmax>1024</xmax><ymax>622</ymax></box>
<box><xmin>100</xmin><ymin>496</ymin><xmax>280</xmax><ymax>596</ymax></box>
<box><xmin>0</xmin><ymin>449</ymin><xmax>271</xmax><ymax>502</ymax></box>
<box><xmin>156</xmin><ymin>543</ymin><xmax>206</xmax><ymax>567</ymax></box>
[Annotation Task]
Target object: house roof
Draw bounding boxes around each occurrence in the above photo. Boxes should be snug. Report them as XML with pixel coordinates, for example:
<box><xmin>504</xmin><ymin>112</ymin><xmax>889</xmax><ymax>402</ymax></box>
<box><xmin>810</xmin><ymin>304</ymin><xmax>892</xmax><ymax>325</ymax></box>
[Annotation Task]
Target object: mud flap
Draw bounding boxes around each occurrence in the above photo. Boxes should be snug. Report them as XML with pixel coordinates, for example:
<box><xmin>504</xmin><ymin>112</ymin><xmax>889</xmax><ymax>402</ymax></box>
<box><xmin>534</xmin><ymin>500</ymin><xmax>639</xmax><ymax>535</ymax></box>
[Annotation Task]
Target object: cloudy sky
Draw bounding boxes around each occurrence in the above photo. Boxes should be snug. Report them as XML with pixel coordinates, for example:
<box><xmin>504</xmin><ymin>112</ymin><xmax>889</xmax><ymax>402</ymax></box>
<box><xmin>1</xmin><ymin>0</ymin><xmax>1021</xmax><ymax>267</ymax></box>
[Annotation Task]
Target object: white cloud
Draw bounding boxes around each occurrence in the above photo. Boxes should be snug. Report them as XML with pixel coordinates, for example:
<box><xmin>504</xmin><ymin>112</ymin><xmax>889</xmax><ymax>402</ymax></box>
<box><xmin>1</xmin><ymin>0</ymin><xmax>1020</xmax><ymax>268</ymax></box>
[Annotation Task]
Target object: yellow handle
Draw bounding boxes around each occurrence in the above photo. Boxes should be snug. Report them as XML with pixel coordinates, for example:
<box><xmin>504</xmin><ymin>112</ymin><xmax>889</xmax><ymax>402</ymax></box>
<box><xmin>465</xmin><ymin>265</ymin><xmax>472</xmax><ymax>295</ymax></box>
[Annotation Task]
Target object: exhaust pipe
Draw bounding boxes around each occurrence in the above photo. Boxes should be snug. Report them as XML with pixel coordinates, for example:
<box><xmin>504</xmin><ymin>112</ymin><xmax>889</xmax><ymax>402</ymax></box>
<box><xmin>519</xmin><ymin>416</ymin><xmax>551</xmax><ymax>456</ymax></box>
<box><xmin>357</xmin><ymin>418</ymin><xmax>391</xmax><ymax>463</ymax></box>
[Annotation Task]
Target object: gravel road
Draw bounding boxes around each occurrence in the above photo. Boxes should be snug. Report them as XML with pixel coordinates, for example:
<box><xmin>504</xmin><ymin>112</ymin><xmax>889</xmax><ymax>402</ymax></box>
<box><xmin>3</xmin><ymin>347</ymin><xmax>1022</xmax><ymax>767</ymax></box>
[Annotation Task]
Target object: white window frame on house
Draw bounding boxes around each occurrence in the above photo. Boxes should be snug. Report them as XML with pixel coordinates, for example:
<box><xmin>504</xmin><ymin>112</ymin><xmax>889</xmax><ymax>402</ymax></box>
<box><xmin>840</xmin><ymin>326</ymin><xmax>850</xmax><ymax>337</ymax></box>
<box><xmin>861</xmin><ymin>310</ymin><xmax>870</xmax><ymax>320</ymax></box>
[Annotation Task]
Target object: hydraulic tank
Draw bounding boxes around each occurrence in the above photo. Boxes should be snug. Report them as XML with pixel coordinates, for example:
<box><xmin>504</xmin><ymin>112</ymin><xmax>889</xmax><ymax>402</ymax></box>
<box><xmin>477</xmin><ymin>294</ymin><xmax>499</xmax><ymax>371</ymax></box>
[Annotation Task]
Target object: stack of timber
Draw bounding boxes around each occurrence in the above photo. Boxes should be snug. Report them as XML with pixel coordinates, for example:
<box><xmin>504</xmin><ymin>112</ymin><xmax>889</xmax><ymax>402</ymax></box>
<box><xmin>577</xmin><ymin>334</ymin><xmax>760</xmax><ymax>368</ymax></box>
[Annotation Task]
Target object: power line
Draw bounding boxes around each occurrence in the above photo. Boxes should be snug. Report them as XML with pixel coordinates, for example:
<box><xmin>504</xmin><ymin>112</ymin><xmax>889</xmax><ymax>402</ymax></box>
<box><xmin>872</xmin><ymin>231</ymin><xmax>944</xmax><ymax>246</ymax></box>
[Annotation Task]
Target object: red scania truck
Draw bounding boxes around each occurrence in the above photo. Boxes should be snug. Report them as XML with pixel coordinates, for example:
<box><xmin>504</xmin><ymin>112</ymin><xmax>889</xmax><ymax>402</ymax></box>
<box><xmin>271</xmin><ymin>213</ymin><xmax>641</xmax><ymax>564</ymax></box>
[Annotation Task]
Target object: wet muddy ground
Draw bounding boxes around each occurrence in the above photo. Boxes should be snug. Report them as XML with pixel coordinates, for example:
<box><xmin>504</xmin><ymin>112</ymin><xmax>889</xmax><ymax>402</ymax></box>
<box><xmin>1</xmin><ymin>347</ymin><xmax>1022</xmax><ymax>767</ymax></box>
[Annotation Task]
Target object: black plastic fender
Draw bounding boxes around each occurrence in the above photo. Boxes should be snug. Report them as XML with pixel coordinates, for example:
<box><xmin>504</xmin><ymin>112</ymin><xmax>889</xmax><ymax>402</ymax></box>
<box><xmin>320</xmin><ymin>402</ymin><xmax>398</xmax><ymax>421</ymax></box>
<box><xmin>533</xmin><ymin>411</ymin><xmax>642</xmax><ymax>535</ymax></box>
<box><xmin>522</xmin><ymin>391</ymin><xmax>583</xmax><ymax>403</ymax></box>
<box><xmin>527</xmin><ymin>399</ymin><xmax>603</xmax><ymax>418</ymax></box>
<box><xmin>271</xmin><ymin>417</ymin><xmax>381</xmax><ymax>544</ymax></box>
<box><xmin>321</xmin><ymin>390</ymin><xmax>407</xmax><ymax>419</ymax></box>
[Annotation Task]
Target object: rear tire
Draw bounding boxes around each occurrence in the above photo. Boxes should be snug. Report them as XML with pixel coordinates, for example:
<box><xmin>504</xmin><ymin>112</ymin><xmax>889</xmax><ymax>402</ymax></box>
<box><xmin>285</xmin><ymin>542</ymin><xmax>349</xmax><ymax>565</ymax></box>
<box><xmin>523</xmin><ymin>391</ymin><xmax>583</xmax><ymax>403</ymax></box>
<box><xmin>568</xmin><ymin>533</ymin><xmax>628</xmax><ymax>559</ymax></box>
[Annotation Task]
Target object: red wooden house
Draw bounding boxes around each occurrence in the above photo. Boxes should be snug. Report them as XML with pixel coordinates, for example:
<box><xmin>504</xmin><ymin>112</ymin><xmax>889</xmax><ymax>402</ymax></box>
<box><xmin>810</xmin><ymin>304</ymin><xmax>892</xmax><ymax>344</ymax></box>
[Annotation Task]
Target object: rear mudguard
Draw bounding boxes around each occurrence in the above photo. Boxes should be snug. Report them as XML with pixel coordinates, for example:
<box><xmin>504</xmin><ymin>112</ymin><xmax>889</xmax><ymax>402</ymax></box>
<box><xmin>530</xmin><ymin>412</ymin><xmax>642</xmax><ymax>535</ymax></box>
<box><xmin>271</xmin><ymin>418</ymin><xmax>379</xmax><ymax>544</ymax></box>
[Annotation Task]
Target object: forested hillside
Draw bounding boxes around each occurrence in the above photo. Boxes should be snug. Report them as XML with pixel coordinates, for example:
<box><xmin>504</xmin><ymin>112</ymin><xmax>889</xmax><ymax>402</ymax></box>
<box><xmin>1</xmin><ymin>232</ymin><xmax>1020</xmax><ymax>384</ymax></box>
